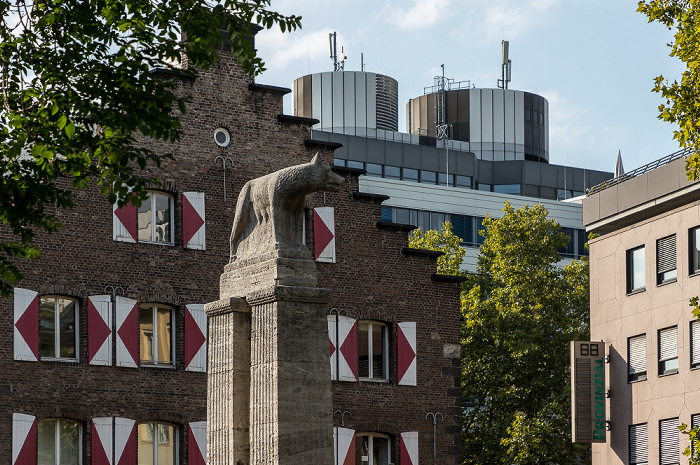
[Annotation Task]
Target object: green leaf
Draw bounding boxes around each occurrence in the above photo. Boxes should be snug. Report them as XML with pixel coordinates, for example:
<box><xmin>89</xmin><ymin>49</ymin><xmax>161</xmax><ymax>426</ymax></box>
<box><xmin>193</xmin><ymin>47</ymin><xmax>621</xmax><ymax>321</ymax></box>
<box><xmin>65</xmin><ymin>122</ymin><xmax>75</xmax><ymax>139</ymax></box>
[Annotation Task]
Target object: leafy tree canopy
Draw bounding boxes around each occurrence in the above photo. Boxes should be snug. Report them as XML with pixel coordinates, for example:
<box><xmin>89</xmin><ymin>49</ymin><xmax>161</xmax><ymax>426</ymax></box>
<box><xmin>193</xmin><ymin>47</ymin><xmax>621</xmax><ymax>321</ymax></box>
<box><xmin>461</xmin><ymin>202</ymin><xmax>590</xmax><ymax>464</ymax></box>
<box><xmin>637</xmin><ymin>0</ymin><xmax>700</xmax><ymax>178</ymax></box>
<box><xmin>408</xmin><ymin>221</ymin><xmax>466</xmax><ymax>276</ymax></box>
<box><xmin>0</xmin><ymin>0</ymin><xmax>300</xmax><ymax>296</ymax></box>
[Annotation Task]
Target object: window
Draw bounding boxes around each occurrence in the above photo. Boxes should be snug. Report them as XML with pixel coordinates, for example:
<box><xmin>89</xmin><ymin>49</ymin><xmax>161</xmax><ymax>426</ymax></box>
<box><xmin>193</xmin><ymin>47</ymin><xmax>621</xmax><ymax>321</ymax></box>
<box><xmin>456</xmin><ymin>175</ymin><xmax>472</xmax><ymax>189</ymax></box>
<box><xmin>137</xmin><ymin>192</ymin><xmax>173</xmax><ymax>245</ymax></box>
<box><xmin>476</xmin><ymin>217</ymin><xmax>487</xmax><ymax>245</ymax></box>
<box><xmin>384</xmin><ymin>165</ymin><xmax>401</xmax><ymax>179</ymax></box>
<box><xmin>39</xmin><ymin>296</ymin><xmax>78</xmax><ymax>361</ymax></box>
<box><xmin>403</xmin><ymin>168</ymin><xmax>419</xmax><ymax>182</ymax></box>
<box><xmin>692</xmin><ymin>414</ymin><xmax>700</xmax><ymax>455</ymax></box>
<box><xmin>690</xmin><ymin>226</ymin><xmax>700</xmax><ymax>274</ymax></box>
<box><xmin>334</xmin><ymin>158</ymin><xmax>347</xmax><ymax>167</ymax></box>
<box><xmin>355</xmin><ymin>433</ymin><xmax>391</xmax><ymax>465</ymax></box>
<box><xmin>139</xmin><ymin>304</ymin><xmax>175</xmax><ymax>366</ymax></box>
<box><xmin>380</xmin><ymin>206</ymin><xmax>393</xmax><ymax>223</ymax></box>
<box><xmin>395</xmin><ymin>208</ymin><xmax>418</xmax><ymax>226</ymax></box>
<box><xmin>365</xmin><ymin>163</ymin><xmax>382</xmax><ymax>177</ymax></box>
<box><xmin>659</xmin><ymin>326</ymin><xmax>678</xmax><ymax>375</ymax></box>
<box><xmin>627</xmin><ymin>246</ymin><xmax>645</xmax><ymax>293</ymax></box>
<box><xmin>420</xmin><ymin>170</ymin><xmax>436</xmax><ymax>184</ymax></box>
<box><xmin>38</xmin><ymin>419</ymin><xmax>82</xmax><ymax>465</ymax></box>
<box><xmin>657</xmin><ymin>235</ymin><xmax>677</xmax><ymax>284</ymax></box>
<box><xmin>347</xmin><ymin>160</ymin><xmax>364</xmax><ymax>170</ymax></box>
<box><xmin>493</xmin><ymin>184</ymin><xmax>521</xmax><ymax>195</ymax></box>
<box><xmin>451</xmin><ymin>214</ymin><xmax>473</xmax><ymax>244</ymax></box>
<box><xmin>477</xmin><ymin>183</ymin><xmax>491</xmax><ymax>192</ymax></box>
<box><xmin>137</xmin><ymin>422</ymin><xmax>177</xmax><ymax>465</ymax></box>
<box><xmin>357</xmin><ymin>322</ymin><xmax>388</xmax><ymax>381</ymax></box>
<box><xmin>438</xmin><ymin>172</ymin><xmax>453</xmax><ymax>186</ymax></box>
<box><xmin>629</xmin><ymin>423</ymin><xmax>648</xmax><ymax>465</ymax></box>
<box><xmin>692</xmin><ymin>320</ymin><xmax>700</xmax><ymax>368</ymax></box>
<box><xmin>659</xmin><ymin>417</ymin><xmax>679</xmax><ymax>465</ymax></box>
<box><xmin>628</xmin><ymin>334</ymin><xmax>647</xmax><ymax>382</ymax></box>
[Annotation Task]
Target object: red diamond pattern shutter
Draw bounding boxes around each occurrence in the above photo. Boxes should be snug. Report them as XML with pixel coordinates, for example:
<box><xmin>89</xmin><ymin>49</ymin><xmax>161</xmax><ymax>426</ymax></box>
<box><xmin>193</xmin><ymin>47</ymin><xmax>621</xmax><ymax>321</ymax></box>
<box><xmin>398</xmin><ymin>322</ymin><xmax>417</xmax><ymax>386</ymax></box>
<box><xmin>88</xmin><ymin>295</ymin><xmax>113</xmax><ymax>366</ymax></box>
<box><xmin>400</xmin><ymin>431</ymin><xmax>419</xmax><ymax>465</ymax></box>
<box><xmin>314</xmin><ymin>207</ymin><xmax>336</xmax><ymax>262</ymax></box>
<box><xmin>328</xmin><ymin>314</ymin><xmax>338</xmax><ymax>380</ymax></box>
<box><xmin>92</xmin><ymin>417</ymin><xmax>113</xmax><ymax>465</ymax></box>
<box><xmin>113</xmin><ymin>193</ymin><xmax>137</xmax><ymax>243</ymax></box>
<box><xmin>115</xmin><ymin>417</ymin><xmax>136</xmax><ymax>465</ymax></box>
<box><xmin>12</xmin><ymin>413</ymin><xmax>36</xmax><ymax>465</ymax></box>
<box><xmin>185</xmin><ymin>304</ymin><xmax>207</xmax><ymax>372</ymax></box>
<box><xmin>14</xmin><ymin>288</ymin><xmax>39</xmax><ymax>361</ymax></box>
<box><xmin>116</xmin><ymin>297</ymin><xmax>139</xmax><ymax>368</ymax></box>
<box><xmin>183</xmin><ymin>192</ymin><xmax>206</xmax><ymax>250</ymax></box>
<box><xmin>188</xmin><ymin>421</ymin><xmax>207</xmax><ymax>465</ymax></box>
<box><xmin>333</xmin><ymin>427</ymin><xmax>356</xmax><ymax>465</ymax></box>
<box><xmin>338</xmin><ymin>315</ymin><xmax>358</xmax><ymax>382</ymax></box>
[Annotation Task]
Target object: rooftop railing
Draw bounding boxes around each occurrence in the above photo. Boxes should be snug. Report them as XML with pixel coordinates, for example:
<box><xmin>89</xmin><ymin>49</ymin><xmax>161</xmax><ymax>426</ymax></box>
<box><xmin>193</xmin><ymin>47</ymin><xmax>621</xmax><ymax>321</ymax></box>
<box><xmin>586</xmin><ymin>148</ymin><xmax>692</xmax><ymax>196</ymax></box>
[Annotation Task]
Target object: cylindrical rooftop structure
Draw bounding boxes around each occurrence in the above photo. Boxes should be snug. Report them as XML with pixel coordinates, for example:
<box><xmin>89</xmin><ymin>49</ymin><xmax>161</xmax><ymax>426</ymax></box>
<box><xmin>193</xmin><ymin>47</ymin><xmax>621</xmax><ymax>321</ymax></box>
<box><xmin>293</xmin><ymin>71</ymin><xmax>399</xmax><ymax>133</ymax></box>
<box><xmin>407</xmin><ymin>88</ymin><xmax>549</xmax><ymax>163</ymax></box>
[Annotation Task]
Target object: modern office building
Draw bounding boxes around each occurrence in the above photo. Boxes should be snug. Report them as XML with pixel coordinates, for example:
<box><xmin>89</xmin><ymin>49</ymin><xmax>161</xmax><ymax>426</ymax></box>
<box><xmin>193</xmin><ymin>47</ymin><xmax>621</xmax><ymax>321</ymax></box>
<box><xmin>3</xmin><ymin>26</ymin><xmax>463</xmax><ymax>465</ymax></box>
<box><xmin>293</xmin><ymin>70</ymin><xmax>613</xmax><ymax>271</ymax></box>
<box><xmin>584</xmin><ymin>150</ymin><xmax>700</xmax><ymax>465</ymax></box>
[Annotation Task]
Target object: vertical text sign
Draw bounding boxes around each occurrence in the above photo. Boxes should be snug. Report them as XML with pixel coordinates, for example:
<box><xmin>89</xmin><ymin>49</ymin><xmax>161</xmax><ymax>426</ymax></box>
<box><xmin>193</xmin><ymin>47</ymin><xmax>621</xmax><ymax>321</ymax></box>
<box><xmin>571</xmin><ymin>341</ymin><xmax>606</xmax><ymax>443</ymax></box>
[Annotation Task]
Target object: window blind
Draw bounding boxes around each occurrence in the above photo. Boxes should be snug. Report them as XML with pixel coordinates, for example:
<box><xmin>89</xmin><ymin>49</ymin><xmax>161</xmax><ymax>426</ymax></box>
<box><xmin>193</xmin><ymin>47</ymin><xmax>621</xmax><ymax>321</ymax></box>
<box><xmin>659</xmin><ymin>327</ymin><xmax>678</xmax><ymax>362</ymax></box>
<box><xmin>629</xmin><ymin>335</ymin><xmax>647</xmax><ymax>376</ymax></box>
<box><xmin>629</xmin><ymin>423</ymin><xmax>648</xmax><ymax>465</ymax></box>
<box><xmin>692</xmin><ymin>321</ymin><xmax>700</xmax><ymax>366</ymax></box>
<box><xmin>660</xmin><ymin>418</ymin><xmax>679</xmax><ymax>465</ymax></box>
<box><xmin>657</xmin><ymin>235</ymin><xmax>677</xmax><ymax>274</ymax></box>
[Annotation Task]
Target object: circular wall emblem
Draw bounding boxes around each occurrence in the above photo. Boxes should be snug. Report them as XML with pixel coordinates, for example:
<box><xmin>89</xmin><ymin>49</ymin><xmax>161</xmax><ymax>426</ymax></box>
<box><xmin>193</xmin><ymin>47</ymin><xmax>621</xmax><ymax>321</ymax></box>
<box><xmin>214</xmin><ymin>128</ymin><xmax>230</xmax><ymax>147</ymax></box>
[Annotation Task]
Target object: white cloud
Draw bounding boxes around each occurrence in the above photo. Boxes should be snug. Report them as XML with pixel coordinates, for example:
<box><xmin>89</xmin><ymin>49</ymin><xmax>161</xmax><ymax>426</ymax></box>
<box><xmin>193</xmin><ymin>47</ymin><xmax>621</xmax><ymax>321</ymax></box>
<box><xmin>471</xmin><ymin>0</ymin><xmax>560</xmax><ymax>42</ymax></box>
<box><xmin>256</xmin><ymin>29</ymin><xmax>334</xmax><ymax>73</ymax></box>
<box><xmin>382</xmin><ymin>0</ymin><xmax>454</xmax><ymax>31</ymax></box>
<box><xmin>535</xmin><ymin>89</ymin><xmax>586</xmax><ymax>150</ymax></box>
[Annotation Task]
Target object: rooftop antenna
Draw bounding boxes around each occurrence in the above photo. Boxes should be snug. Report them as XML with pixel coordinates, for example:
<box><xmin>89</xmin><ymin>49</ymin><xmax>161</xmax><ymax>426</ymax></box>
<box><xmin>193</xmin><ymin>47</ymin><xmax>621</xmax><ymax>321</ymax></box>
<box><xmin>329</xmin><ymin>32</ymin><xmax>346</xmax><ymax>71</ymax></box>
<box><xmin>497</xmin><ymin>40</ymin><xmax>512</xmax><ymax>89</ymax></box>
<box><xmin>361</xmin><ymin>52</ymin><xmax>365</xmax><ymax>72</ymax></box>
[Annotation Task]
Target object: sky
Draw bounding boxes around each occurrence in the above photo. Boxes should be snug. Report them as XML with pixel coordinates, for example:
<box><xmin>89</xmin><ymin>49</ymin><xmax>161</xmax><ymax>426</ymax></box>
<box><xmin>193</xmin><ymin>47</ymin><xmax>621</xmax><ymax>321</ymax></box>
<box><xmin>253</xmin><ymin>0</ymin><xmax>686</xmax><ymax>174</ymax></box>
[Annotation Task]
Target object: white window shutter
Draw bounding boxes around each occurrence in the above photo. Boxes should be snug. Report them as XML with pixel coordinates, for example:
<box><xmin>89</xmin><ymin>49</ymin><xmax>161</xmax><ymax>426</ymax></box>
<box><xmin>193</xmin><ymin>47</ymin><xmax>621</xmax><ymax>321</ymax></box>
<box><xmin>313</xmin><ymin>207</ymin><xmax>336</xmax><ymax>263</ymax></box>
<box><xmin>115</xmin><ymin>297</ymin><xmax>139</xmax><ymax>368</ymax></box>
<box><xmin>12</xmin><ymin>413</ymin><xmax>36</xmax><ymax>465</ymax></box>
<box><xmin>92</xmin><ymin>417</ymin><xmax>113</xmax><ymax>465</ymax></box>
<box><xmin>115</xmin><ymin>417</ymin><xmax>136</xmax><ymax>465</ymax></box>
<box><xmin>400</xmin><ymin>431</ymin><xmax>419</xmax><ymax>465</ymax></box>
<box><xmin>337</xmin><ymin>316</ymin><xmax>358</xmax><ymax>382</ymax></box>
<box><xmin>113</xmin><ymin>192</ymin><xmax>137</xmax><ymax>243</ymax></box>
<box><xmin>185</xmin><ymin>304</ymin><xmax>207</xmax><ymax>372</ymax></box>
<box><xmin>660</xmin><ymin>418</ymin><xmax>679</xmax><ymax>465</ymax></box>
<box><xmin>188</xmin><ymin>421</ymin><xmax>207</xmax><ymax>465</ymax></box>
<box><xmin>14</xmin><ymin>288</ymin><xmax>39</xmax><ymax>361</ymax></box>
<box><xmin>333</xmin><ymin>427</ymin><xmax>355</xmax><ymax>465</ymax></box>
<box><xmin>398</xmin><ymin>322</ymin><xmax>417</xmax><ymax>386</ymax></box>
<box><xmin>183</xmin><ymin>192</ymin><xmax>206</xmax><ymax>250</ymax></box>
<box><xmin>88</xmin><ymin>295</ymin><xmax>113</xmax><ymax>366</ymax></box>
<box><xmin>328</xmin><ymin>315</ymin><xmax>338</xmax><ymax>381</ymax></box>
<box><xmin>659</xmin><ymin>327</ymin><xmax>678</xmax><ymax>362</ymax></box>
<box><xmin>628</xmin><ymin>334</ymin><xmax>646</xmax><ymax>376</ymax></box>
<box><xmin>629</xmin><ymin>423</ymin><xmax>648</xmax><ymax>465</ymax></box>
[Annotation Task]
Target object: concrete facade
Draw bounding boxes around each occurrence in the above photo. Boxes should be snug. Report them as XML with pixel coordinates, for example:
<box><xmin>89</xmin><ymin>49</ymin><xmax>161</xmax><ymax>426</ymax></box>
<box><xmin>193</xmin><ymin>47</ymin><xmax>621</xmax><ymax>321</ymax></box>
<box><xmin>585</xmin><ymin>156</ymin><xmax>700</xmax><ymax>465</ymax></box>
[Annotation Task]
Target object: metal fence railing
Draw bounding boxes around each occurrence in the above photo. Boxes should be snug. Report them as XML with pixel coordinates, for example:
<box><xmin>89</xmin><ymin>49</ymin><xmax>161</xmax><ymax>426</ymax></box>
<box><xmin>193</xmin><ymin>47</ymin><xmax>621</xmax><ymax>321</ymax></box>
<box><xmin>586</xmin><ymin>148</ymin><xmax>692</xmax><ymax>196</ymax></box>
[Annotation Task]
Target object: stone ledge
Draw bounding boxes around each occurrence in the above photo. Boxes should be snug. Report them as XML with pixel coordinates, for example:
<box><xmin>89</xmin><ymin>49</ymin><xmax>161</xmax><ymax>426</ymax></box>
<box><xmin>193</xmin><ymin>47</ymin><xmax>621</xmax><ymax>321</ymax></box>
<box><xmin>205</xmin><ymin>297</ymin><xmax>250</xmax><ymax>316</ymax></box>
<box><xmin>376</xmin><ymin>221</ymin><xmax>416</xmax><ymax>232</ymax></box>
<box><xmin>276</xmin><ymin>114</ymin><xmax>318</xmax><ymax>125</ymax></box>
<box><xmin>246</xmin><ymin>285</ymin><xmax>332</xmax><ymax>306</ymax></box>
<box><xmin>305</xmin><ymin>139</ymin><xmax>343</xmax><ymax>150</ymax></box>
<box><xmin>249</xmin><ymin>83</ymin><xmax>291</xmax><ymax>95</ymax></box>
<box><xmin>353</xmin><ymin>192</ymin><xmax>390</xmax><ymax>203</ymax></box>
<box><xmin>332</xmin><ymin>166</ymin><xmax>366</xmax><ymax>177</ymax></box>
<box><xmin>431</xmin><ymin>273</ymin><xmax>468</xmax><ymax>283</ymax></box>
<box><xmin>402</xmin><ymin>247</ymin><xmax>444</xmax><ymax>258</ymax></box>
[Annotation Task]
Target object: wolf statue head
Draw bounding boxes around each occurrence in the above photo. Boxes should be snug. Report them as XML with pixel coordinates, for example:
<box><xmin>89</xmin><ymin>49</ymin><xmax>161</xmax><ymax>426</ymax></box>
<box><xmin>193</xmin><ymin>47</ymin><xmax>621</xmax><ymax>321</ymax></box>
<box><xmin>229</xmin><ymin>153</ymin><xmax>346</xmax><ymax>262</ymax></box>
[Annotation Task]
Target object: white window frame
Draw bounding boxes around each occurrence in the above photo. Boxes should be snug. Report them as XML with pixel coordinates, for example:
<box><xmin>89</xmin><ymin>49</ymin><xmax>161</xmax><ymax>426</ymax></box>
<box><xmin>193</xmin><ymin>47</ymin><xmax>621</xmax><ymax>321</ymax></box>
<box><xmin>656</xmin><ymin>235</ymin><xmax>677</xmax><ymax>285</ymax></box>
<box><xmin>139</xmin><ymin>304</ymin><xmax>176</xmax><ymax>367</ymax></box>
<box><xmin>658</xmin><ymin>326</ymin><xmax>679</xmax><ymax>376</ymax></box>
<box><xmin>137</xmin><ymin>421</ymin><xmax>178</xmax><ymax>465</ymax></box>
<box><xmin>39</xmin><ymin>295</ymin><xmax>79</xmax><ymax>362</ymax></box>
<box><xmin>356</xmin><ymin>432</ymin><xmax>391</xmax><ymax>465</ymax></box>
<box><xmin>627</xmin><ymin>246</ymin><xmax>646</xmax><ymax>293</ymax></box>
<box><xmin>137</xmin><ymin>191</ymin><xmax>174</xmax><ymax>245</ymax></box>
<box><xmin>38</xmin><ymin>418</ymin><xmax>83</xmax><ymax>465</ymax></box>
<box><xmin>357</xmin><ymin>321</ymin><xmax>389</xmax><ymax>382</ymax></box>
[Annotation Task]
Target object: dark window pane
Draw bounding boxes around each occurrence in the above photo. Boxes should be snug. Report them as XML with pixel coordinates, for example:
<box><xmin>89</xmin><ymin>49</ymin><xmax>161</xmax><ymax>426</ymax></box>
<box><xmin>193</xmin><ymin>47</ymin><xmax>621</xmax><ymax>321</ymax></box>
<box><xmin>157</xmin><ymin>308</ymin><xmax>172</xmax><ymax>363</ymax></box>
<box><xmin>40</xmin><ymin>297</ymin><xmax>56</xmax><ymax>358</ymax></box>
<box><xmin>456</xmin><ymin>175</ymin><xmax>472</xmax><ymax>188</ymax></box>
<box><xmin>385</xmin><ymin>166</ymin><xmax>401</xmax><ymax>179</ymax></box>
<box><xmin>358</xmin><ymin>322</ymin><xmax>369</xmax><ymax>378</ymax></box>
<box><xmin>347</xmin><ymin>160</ymin><xmax>364</xmax><ymax>170</ymax></box>
<box><xmin>371</xmin><ymin>324</ymin><xmax>384</xmax><ymax>379</ymax></box>
<box><xmin>58</xmin><ymin>299</ymin><xmax>76</xmax><ymax>359</ymax></box>
<box><xmin>38</xmin><ymin>420</ymin><xmax>57</xmax><ymax>465</ymax></box>
<box><xmin>420</xmin><ymin>171</ymin><xmax>436</xmax><ymax>184</ymax></box>
<box><xmin>403</xmin><ymin>168</ymin><xmax>419</xmax><ymax>182</ymax></box>
<box><xmin>140</xmin><ymin>307</ymin><xmax>154</xmax><ymax>363</ymax></box>
<box><xmin>493</xmin><ymin>184</ymin><xmax>521</xmax><ymax>195</ymax></box>
<box><xmin>451</xmin><ymin>214</ymin><xmax>473</xmax><ymax>244</ymax></box>
<box><xmin>381</xmin><ymin>206</ymin><xmax>393</xmax><ymax>222</ymax></box>
<box><xmin>430</xmin><ymin>212</ymin><xmax>445</xmax><ymax>231</ymax></box>
<box><xmin>366</xmin><ymin>163</ymin><xmax>382</xmax><ymax>177</ymax></box>
<box><xmin>395</xmin><ymin>208</ymin><xmax>411</xmax><ymax>225</ymax></box>
<box><xmin>155</xmin><ymin>195</ymin><xmax>171</xmax><ymax>243</ymax></box>
<box><xmin>692</xmin><ymin>227</ymin><xmax>700</xmax><ymax>274</ymax></box>
<box><xmin>478</xmin><ymin>183</ymin><xmax>491</xmax><ymax>192</ymax></box>
<box><xmin>477</xmin><ymin>217</ymin><xmax>487</xmax><ymax>245</ymax></box>
<box><xmin>333</xmin><ymin>158</ymin><xmax>346</xmax><ymax>167</ymax></box>
<box><xmin>59</xmin><ymin>420</ymin><xmax>81</xmax><ymax>465</ymax></box>
<box><xmin>138</xmin><ymin>195</ymin><xmax>153</xmax><ymax>241</ymax></box>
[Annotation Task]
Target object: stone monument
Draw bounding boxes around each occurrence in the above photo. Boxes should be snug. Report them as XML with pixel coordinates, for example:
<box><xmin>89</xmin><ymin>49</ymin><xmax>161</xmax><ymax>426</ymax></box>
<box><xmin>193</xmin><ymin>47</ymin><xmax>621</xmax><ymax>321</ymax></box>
<box><xmin>205</xmin><ymin>154</ymin><xmax>345</xmax><ymax>464</ymax></box>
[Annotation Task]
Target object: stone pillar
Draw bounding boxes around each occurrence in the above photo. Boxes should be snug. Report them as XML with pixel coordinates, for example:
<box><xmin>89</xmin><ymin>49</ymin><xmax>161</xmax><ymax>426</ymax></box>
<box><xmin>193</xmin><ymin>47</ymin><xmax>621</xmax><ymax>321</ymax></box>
<box><xmin>205</xmin><ymin>297</ymin><xmax>251</xmax><ymax>465</ymax></box>
<box><xmin>209</xmin><ymin>250</ymin><xmax>334</xmax><ymax>465</ymax></box>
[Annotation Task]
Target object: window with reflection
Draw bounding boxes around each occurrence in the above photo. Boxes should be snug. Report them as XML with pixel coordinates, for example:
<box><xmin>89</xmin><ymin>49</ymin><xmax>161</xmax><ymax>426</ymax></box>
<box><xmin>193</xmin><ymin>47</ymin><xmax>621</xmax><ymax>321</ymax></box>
<box><xmin>139</xmin><ymin>304</ymin><xmax>174</xmax><ymax>366</ymax></box>
<box><xmin>137</xmin><ymin>422</ymin><xmax>176</xmax><ymax>465</ymax></box>
<box><xmin>38</xmin><ymin>419</ymin><xmax>82</xmax><ymax>465</ymax></box>
<box><xmin>40</xmin><ymin>296</ymin><xmax>78</xmax><ymax>360</ymax></box>
<box><xmin>357</xmin><ymin>322</ymin><xmax>388</xmax><ymax>381</ymax></box>
<box><xmin>137</xmin><ymin>192</ymin><xmax>173</xmax><ymax>245</ymax></box>
<box><xmin>627</xmin><ymin>246</ymin><xmax>645</xmax><ymax>293</ymax></box>
<box><xmin>691</xmin><ymin>226</ymin><xmax>700</xmax><ymax>274</ymax></box>
<box><xmin>355</xmin><ymin>433</ymin><xmax>391</xmax><ymax>465</ymax></box>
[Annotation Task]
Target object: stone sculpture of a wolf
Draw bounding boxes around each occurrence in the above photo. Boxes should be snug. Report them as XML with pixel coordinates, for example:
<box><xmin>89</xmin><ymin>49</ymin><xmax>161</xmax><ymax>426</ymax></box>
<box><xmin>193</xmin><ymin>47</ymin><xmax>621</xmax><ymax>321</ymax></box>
<box><xmin>229</xmin><ymin>153</ymin><xmax>345</xmax><ymax>262</ymax></box>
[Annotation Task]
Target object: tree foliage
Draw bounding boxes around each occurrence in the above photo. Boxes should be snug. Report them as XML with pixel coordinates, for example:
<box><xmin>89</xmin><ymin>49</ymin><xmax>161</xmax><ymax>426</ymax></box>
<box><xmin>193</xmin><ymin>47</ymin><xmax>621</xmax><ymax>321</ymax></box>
<box><xmin>408</xmin><ymin>221</ymin><xmax>466</xmax><ymax>276</ymax></box>
<box><xmin>461</xmin><ymin>202</ymin><xmax>590</xmax><ymax>464</ymax></box>
<box><xmin>637</xmin><ymin>0</ymin><xmax>700</xmax><ymax>179</ymax></box>
<box><xmin>0</xmin><ymin>0</ymin><xmax>300</xmax><ymax>296</ymax></box>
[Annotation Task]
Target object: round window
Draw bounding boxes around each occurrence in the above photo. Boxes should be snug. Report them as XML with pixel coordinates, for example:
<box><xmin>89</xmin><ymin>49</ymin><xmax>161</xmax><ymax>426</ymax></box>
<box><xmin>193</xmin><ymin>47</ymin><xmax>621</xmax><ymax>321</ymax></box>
<box><xmin>214</xmin><ymin>128</ymin><xmax>230</xmax><ymax>147</ymax></box>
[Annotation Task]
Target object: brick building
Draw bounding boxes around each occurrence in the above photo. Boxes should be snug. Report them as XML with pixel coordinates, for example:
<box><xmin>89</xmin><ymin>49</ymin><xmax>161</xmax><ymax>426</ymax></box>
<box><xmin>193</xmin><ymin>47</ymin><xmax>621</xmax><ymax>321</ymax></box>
<box><xmin>584</xmin><ymin>152</ymin><xmax>700</xmax><ymax>465</ymax></box>
<box><xmin>2</xmin><ymin>27</ymin><xmax>462</xmax><ymax>465</ymax></box>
